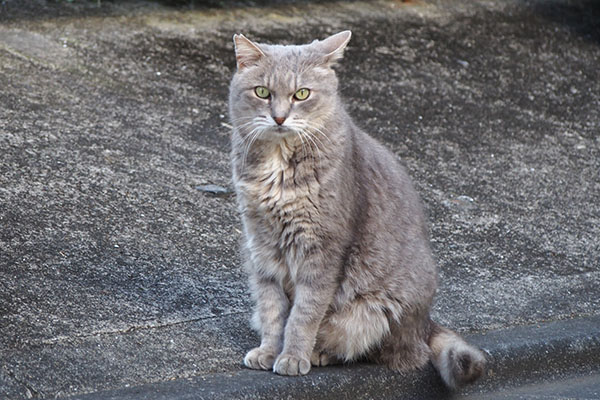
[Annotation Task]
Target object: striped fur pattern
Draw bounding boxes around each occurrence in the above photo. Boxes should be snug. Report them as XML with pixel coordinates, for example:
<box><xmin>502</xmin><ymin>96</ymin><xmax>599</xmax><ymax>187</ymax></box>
<box><xmin>228</xmin><ymin>31</ymin><xmax>485</xmax><ymax>388</ymax></box>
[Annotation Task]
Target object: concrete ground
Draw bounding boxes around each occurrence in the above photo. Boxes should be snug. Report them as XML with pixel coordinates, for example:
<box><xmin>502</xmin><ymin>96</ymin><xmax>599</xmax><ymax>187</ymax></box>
<box><xmin>0</xmin><ymin>0</ymin><xmax>599</xmax><ymax>398</ymax></box>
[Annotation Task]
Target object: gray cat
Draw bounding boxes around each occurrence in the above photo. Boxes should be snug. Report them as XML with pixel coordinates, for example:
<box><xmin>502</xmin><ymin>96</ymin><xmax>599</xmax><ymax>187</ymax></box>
<box><xmin>228</xmin><ymin>30</ymin><xmax>486</xmax><ymax>389</ymax></box>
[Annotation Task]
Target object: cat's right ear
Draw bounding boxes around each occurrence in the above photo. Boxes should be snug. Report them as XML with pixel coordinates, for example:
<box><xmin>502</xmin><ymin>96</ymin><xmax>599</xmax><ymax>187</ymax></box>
<box><xmin>233</xmin><ymin>34</ymin><xmax>265</xmax><ymax>71</ymax></box>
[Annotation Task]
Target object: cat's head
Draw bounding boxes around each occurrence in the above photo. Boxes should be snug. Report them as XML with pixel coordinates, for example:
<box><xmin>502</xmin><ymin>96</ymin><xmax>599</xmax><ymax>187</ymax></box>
<box><xmin>229</xmin><ymin>31</ymin><xmax>351</xmax><ymax>142</ymax></box>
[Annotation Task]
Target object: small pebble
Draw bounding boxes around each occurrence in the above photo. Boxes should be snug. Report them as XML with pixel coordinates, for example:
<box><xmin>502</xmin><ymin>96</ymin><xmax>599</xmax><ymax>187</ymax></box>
<box><xmin>444</xmin><ymin>195</ymin><xmax>475</xmax><ymax>211</ymax></box>
<box><xmin>457</xmin><ymin>195</ymin><xmax>474</xmax><ymax>203</ymax></box>
<box><xmin>196</xmin><ymin>184</ymin><xmax>232</xmax><ymax>196</ymax></box>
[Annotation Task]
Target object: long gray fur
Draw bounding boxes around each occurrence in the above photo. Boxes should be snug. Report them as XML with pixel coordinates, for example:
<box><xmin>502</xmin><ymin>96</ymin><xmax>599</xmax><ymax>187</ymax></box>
<box><xmin>228</xmin><ymin>31</ymin><xmax>485</xmax><ymax>389</ymax></box>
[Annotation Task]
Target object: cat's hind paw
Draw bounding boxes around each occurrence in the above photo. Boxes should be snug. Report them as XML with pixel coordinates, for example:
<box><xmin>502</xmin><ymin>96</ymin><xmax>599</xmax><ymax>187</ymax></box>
<box><xmin>310</xmin><ymin>350</ymin><xmax>338</xmax><ymax>367</ymax></box>
<box><xmin>243</xmin><ymin>347</ymin><xmax>277</xmax><ymax>370</ymax></box>
<box><xmin>273</xmin><ymin>353</ymin><xmax>311</xmax><ymax>376</ymax></box>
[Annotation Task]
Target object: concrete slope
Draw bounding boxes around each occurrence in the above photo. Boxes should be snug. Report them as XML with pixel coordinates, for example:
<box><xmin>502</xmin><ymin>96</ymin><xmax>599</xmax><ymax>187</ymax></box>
<box><xmin>1</xmin><ymin>0</ymin><xmax>599</xmax><ymax>398</ymax></box>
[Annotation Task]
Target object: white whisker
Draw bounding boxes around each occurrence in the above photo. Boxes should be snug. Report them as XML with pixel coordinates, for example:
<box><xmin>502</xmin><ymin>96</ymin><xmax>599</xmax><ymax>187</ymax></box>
<box><xmin>296</xmin><ymin>128</ymin><xmax>308</xmax><ymax>157</ymax></box>
<box><xmin>305</xmin><ymin>128</ymin><xmax>327</xmax><ymax>152</ymax></box>
<box><xmin>241</xmin><ymin>125</ymin><xmax>266</xmax><ymax>171</ymax></box>
<box><xmin>241</xmin><ymin>129</ymin><xmax>259</xmax><ymax>169</ymax></box>
<box><xmin>304</xmin><ymin>121</ymin><xmax>334</xmax><ymax>146</ymax></box>
<box><xmin>300</xmin><ymin>130</ymin><xmax>323</xmax><ymax>168</ymax></box>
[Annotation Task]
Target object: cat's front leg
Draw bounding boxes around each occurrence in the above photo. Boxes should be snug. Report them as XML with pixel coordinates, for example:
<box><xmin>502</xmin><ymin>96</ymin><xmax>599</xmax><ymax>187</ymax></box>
<box><xmin>244</xmin><ymin>271</ymin><xmax>290</xmax><ymax>371</ymax></box>
<box><xmin>273</xmin><ymin>258</ymin><xmax>337</xmax><ymax>376</ymax></box>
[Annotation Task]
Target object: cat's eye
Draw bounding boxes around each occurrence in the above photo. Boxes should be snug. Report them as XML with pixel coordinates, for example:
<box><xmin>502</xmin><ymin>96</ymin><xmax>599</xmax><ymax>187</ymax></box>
<box><xmin>294</xmin><ymin>88</ymin><xmax>310</xmax><ymax>101</ymax></box>
<box><xmin>255</xmin><ymin>86</ymin><xmax>270</xmax><ymax>99</ymax></box>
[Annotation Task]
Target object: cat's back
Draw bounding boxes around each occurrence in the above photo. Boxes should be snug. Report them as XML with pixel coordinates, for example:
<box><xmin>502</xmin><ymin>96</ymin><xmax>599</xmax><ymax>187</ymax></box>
<box><xmin>346</xmin><ymin>122</ymin><xmax>433</xmax><ymax>265</ymax></box>
<box><xmin>350</xmin><ymin>124</ymin><xmax>425</xmax><ymax>218</ymax></box>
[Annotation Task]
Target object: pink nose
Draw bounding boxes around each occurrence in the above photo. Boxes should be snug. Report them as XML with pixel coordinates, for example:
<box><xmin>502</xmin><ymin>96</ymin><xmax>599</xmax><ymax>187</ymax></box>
<box><xmin>274</xmin><ymin>117</ymin><xmax>286</xmax><ymax>125</ymax></box>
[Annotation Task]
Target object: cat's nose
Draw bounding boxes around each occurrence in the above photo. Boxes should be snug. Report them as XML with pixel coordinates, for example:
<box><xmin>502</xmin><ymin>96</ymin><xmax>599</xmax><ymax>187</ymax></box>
<box><xmin>273</xmin><ymin>116</ymin><xmax>286</xmax><ymax>125</ymax></box>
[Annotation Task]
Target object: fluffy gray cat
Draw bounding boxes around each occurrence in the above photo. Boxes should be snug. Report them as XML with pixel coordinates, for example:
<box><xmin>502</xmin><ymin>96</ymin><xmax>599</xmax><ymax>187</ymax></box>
<box><xmin>228</xmin><ymin>30</ymin><xmax>486</xmax><ymax>389</ymax></box>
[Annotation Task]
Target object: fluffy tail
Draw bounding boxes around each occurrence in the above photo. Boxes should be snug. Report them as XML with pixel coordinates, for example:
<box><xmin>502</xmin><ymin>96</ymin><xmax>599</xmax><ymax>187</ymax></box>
<box><xmin>428</xmin><ymin>322</ymin><xmax>487</xmax><ymax>389</ymax></box>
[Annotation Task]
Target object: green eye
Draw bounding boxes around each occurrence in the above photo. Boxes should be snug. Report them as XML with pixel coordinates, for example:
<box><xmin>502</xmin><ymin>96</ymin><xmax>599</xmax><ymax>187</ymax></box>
<box><xmin>255</xmin><ymin>86</ymin><xmax>270</xmax><ymax>99</ymax></box>
<box><xmin>294</xmin><ymin>88</ymin><xmax>310</xmax><ymax>101</ymax></box>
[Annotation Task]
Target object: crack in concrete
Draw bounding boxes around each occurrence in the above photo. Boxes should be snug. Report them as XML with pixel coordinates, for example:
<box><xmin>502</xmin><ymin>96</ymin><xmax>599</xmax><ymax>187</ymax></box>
<box><xmin>36</xmin><ymin>311</ymin><xmax>250</xmax><ymax>346</ymax></box>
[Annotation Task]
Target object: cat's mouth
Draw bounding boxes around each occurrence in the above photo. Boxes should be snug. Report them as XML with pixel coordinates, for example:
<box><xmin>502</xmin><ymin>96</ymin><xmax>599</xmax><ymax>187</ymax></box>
<box><xmin>271</xmin><ymin>125</ymin><xmax>293</xmax><ymax>135</ymax></box>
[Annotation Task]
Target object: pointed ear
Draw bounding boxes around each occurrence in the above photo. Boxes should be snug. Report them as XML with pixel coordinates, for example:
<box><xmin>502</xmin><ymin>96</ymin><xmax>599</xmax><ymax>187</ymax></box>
<box><xmin>233</xmin><ymin>34</ymin><xmax>265</xmax><ymax>71</ymax></box>
<box><xmin>314</xmin><ymin>30</ymin><xmax>352</xmax><ymax>65</ymax></box>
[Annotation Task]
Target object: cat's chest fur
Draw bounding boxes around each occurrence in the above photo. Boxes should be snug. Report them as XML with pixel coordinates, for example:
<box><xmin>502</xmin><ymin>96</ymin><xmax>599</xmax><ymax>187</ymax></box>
<box><xmin>236</xmin><ymin>138</ymin><xmax>319</xmax><ymax>252</ymax></box>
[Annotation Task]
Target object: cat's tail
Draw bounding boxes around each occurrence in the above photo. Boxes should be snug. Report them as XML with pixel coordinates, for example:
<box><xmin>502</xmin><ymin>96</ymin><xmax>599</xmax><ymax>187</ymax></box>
<box><xmin>428</xmin><ymin>321</ymin><xmax>487</xmax><ymax>389</ymax></box>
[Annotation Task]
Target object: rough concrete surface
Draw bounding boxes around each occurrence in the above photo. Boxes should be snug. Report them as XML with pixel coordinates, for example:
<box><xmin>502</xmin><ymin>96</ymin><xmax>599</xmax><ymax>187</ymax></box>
<box><xmin>0</xmin><ymin>0</ymin><xmax>599</xmax><ymax>398</ymax></box>
<box><xmin>62</xmin><ymin>315</ymin><xmax>600</xmax><ymax>400</ymax></box>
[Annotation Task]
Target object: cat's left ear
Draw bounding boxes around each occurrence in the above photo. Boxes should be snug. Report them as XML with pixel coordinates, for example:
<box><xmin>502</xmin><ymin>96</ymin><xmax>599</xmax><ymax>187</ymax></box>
<box><xmin>233</xmin><ymin>34</ymin><xmax>266</xmax><ymax>71</ymax></box>
<box><xmin>314</xmin><ymin>30</ymin><xmax>352</xmax><ymax>66</ymax></box>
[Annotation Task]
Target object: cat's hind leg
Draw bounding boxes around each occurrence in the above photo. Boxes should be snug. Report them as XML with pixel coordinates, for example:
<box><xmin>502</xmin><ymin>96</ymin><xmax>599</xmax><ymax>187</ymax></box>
<box><xmin>375</xmin><ymin>311</ymin><xmax>432</xmax><ymax>372</ymax></box>
<box><xmin>315</xmin><ymin>297</ymin><xmax>390</xmax><ymax>364</ymax></box>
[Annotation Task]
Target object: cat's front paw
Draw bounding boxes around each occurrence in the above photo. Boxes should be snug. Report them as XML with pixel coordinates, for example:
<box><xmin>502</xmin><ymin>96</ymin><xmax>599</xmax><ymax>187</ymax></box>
<box><xmin>273</xmin><ymin>353</ymin><xmax>311</xmax><ymax>376</ymax></box>
<box><xmin>244</xmin><ymin>347</ymin><xmax>277</xmax><ymax>370</ymax></box>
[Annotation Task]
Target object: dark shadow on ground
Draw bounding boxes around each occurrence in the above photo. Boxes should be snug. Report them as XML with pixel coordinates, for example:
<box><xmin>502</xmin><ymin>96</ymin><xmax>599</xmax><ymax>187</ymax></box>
<box><xmin>0</xmin><ymin>0</ymin><xmax>357</xmax><ymax>23</ymax></box>
<box><xmin>531</xmin><ymin>0</ymin><xmax>600</xmax><ymax>44</ymax></box>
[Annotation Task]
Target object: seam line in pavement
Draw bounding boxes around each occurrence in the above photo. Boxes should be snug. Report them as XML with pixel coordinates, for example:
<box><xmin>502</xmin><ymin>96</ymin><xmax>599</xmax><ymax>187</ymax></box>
<box><xmin>36</xmin><ymin>311</ymin><xmax>250</xmax><ymax>346</ymax></box>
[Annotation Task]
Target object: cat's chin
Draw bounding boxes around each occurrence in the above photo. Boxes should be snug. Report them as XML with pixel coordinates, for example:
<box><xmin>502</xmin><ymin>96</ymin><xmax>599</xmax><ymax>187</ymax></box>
<box><xmin>264</xmin><ymin>126</ymin><xmax>297</xmax><ymax>140</ymax></box>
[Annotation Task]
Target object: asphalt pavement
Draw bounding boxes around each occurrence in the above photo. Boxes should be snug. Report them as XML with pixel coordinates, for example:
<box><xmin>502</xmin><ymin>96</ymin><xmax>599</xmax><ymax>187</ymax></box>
<box><xmin>1</xmin><ymin>0</ymin><xmax>599</xmax><ymax>398</ymax></box>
